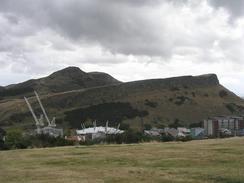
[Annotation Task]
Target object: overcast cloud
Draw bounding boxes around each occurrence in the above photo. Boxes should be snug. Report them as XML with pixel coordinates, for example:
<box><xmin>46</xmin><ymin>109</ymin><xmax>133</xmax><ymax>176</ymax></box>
<box><xmin>0</xmin><ymin>0</ymin><xmax>243</xmax><ymax>96</ymax></box>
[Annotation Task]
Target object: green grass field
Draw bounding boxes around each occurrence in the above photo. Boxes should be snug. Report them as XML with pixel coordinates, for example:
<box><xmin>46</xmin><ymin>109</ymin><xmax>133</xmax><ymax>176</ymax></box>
<box><xmin>1</xmin><ymin>137</ymin><xmax>244</xmax><ymax>183</ymax></box>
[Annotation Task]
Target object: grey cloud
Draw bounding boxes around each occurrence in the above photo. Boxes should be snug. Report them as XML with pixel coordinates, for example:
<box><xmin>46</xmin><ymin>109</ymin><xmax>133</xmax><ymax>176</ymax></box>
<box><xmin>0</xmin><ymin>0</ymin><xmax>243</xmax><ymax>66</ymax></box>
<box><xmin>210</xmin><ymin>0</ymin><xmax>244</xmax><ymax>17</ymax></box>
<box><xmin>0</xmin><ymin>0</ymin><xmax>175</xmax><ymax>57</ymax></box>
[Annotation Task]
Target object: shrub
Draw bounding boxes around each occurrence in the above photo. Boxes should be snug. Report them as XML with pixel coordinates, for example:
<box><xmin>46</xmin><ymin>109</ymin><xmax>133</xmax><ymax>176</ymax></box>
<box><xmin>29</xmin><ymin>134</ymin><xmax>74</xmax><ymax>148</ymax></box>
<box><xmin>169</xmin><ymin>119</ymin><xmax>184</xmax><ymax>128</ymax></box>
<box><xmin>105</xmin><ymin>130</ymin><xmax>152</xmax><ymax>144</ymax></box>
<box><xmin>120</xmin><ymin>123</ymin><xmax>130</xmax><ymax>130</ymax></box>
<box><xmin>4</xmin><ymin>129</ymin><xmax>30</xmax><ymax>149</ymax></box>
<box><xmin>3</xmin><ymin>130</ymin><xmax>75</xmax><ymax>150</ymax></box>
<box><xmin>174</xmin><ymin>96</ymin><xmax>191</xmax><ymax>105</ymax></box>
<box><xmin>144</xmin><ymin>124</ymin><xmax>152</xmax><ymax>130</ymax></box>
<box><xmin>170</xmin><ymin>87</ymin><xmax>180</xmax><ymax>91</ymax></box>
<box><xmin>183</xmin><ymin>85</ymin><xmax>189</xmax><ymax>89</ymax></box>
<box><xmin>189</xmin><ymin>122</ymin><xmax>203</xmax><ymax>128</ymax></box>
<box><xmin>176</xmin><ymin>136</ymin><xmax>193</xmax><ymax>142</ymax></box>
<box><xmin>226</xmin><ymin>104</ymin><xmax>236</xmax><ymax>114</ymax></box>
<box><xmin>219</xmin><ymin>90</ymin><xmax>228</xmax><ymax>98</ymax></box>
<box><xmin>160</xmin><ymin>134</ymin><xmax>174</xmax><ymax>142</ymax></box>
<box><xmin>144</xmin><ymin>100</ymin><xmax>158</xmax><ymax>108</ymax></box>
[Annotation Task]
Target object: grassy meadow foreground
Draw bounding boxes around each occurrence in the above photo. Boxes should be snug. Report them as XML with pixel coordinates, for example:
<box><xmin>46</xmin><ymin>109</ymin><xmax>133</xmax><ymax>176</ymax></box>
<box><xmin>1</xmin><ymin>138</ymin><xmax>244</xmax><ymax>183</ymax></box>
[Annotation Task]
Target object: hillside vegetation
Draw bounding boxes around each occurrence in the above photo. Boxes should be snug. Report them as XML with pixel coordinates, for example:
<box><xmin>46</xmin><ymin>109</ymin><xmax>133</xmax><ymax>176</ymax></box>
<box><xmin>1</xmin><ymin>137</ymin><xmax>244</xmax><ymax>183</ymax></box>
<box><xmin>0</xmin><ymin>67</ymin><xmax>244</xmax><ymax>130</ymax></box>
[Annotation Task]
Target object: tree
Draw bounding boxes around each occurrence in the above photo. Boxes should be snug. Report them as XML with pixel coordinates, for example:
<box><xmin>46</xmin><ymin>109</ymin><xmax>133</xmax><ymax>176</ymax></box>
<box><xmin>0</xmin><ymin>128</ymin><xmax>6</xmax><ymax>150</ymax></box>
<box><xmin>169</xmin><ymin>119</ymin><xmax>184</xmax><ymax>128</ymax></box>
<box><xmin>5</xmin><ymin>129</ymin><xmax>30</xmax><ymax>149</ymax></box>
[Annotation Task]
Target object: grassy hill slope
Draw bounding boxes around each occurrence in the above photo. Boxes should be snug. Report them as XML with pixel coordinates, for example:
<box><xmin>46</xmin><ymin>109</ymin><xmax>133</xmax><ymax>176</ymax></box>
<box><xmin>1</xmin><ymin>137</ymin><xmax>244</xmax><ymax>183</ymax></box>
<box><xmin>0</xmin><ymin>73</ymin><xmax>243</xmax><ymax>130</ymax></box>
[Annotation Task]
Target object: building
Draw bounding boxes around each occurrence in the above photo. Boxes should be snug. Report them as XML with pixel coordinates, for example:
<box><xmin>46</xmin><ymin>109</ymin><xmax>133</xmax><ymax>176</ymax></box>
<box><xmin>144</xmin><ymin>128</ymin><xmax>164</xmax><ymax>137</ymax></box>
<box><xmin>164</xmin><ymin>127</ymin><xmax>191</xmax><ymax>138</ymax></box>
<box><xmin>76</xmin><ymin>126</ymin><xmax>124</xmax><ymax>141</ymax></box>
<box><xmin>36</xmin><ymin>126</ymin><xmax>63</xmax><ymax>138</ymax></box>
<box><xmin>204</xmin><ymin>116</ymin><xmax>244</xmax><ymax>137</ymax></box>
<box><xmin>177</xmin><ymin>127</ymin><xmax>191</xmax><ymax>137</ymax></box>
<box><xmin>190</xmin><ymin>128</ymin><xmax>205</xmax><ymax>139</ymax></box>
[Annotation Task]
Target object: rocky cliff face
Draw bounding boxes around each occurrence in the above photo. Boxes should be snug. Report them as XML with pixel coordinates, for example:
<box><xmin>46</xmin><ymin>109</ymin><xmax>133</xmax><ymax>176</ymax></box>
<box><xmin>114</xmin><ymin>74</ymin><xmax>219</xmax><ymax>93</ymax></box>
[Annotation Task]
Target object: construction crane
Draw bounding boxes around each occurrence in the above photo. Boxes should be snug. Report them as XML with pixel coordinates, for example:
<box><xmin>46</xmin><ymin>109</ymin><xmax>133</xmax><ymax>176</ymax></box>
<box><xmin>24</xmin><ymin>91</ymin><xmax>63</xmax><ymax>137</ymax></box>
<box><xmin>24</xmin><ymin>97</ymin><xmax>42</xmax><ymax>133</ymax></box>
<box><xmin>34</xmin><ymin>91</ymin><xmax>51</xmax><ymax>126</ymax></box>
<box><xmin>25</xmin><ymin>91</ymin><xmax>57</xmax><ymax>127</ymax></box>
<box><xmin>24</xmin><ymin>97</ymin><xmax>39</xmax><ymax>126</ymax></box>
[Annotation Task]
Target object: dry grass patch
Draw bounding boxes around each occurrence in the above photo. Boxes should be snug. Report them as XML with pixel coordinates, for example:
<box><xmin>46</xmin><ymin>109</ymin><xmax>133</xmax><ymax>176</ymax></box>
<box><xmin>1</xmin><ymin>138</ymin><xmax>244</xmax><ymax>183</ymax></box>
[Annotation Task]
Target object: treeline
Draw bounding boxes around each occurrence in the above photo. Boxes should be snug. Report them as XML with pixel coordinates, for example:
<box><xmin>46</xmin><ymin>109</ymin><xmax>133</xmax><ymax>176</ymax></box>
<box><xmin>0</xmin><ymin>86</ymin><xmax>33</xmax><ymax>98</ymax></box>
<box><xmin>0</xmin><ymin>129</ymin><xmax>74</xmax><ymax>150</ymax></box>
<box><xmin>65</xmin><ymin>102</ymin><xmax>148</xmax><ymax>128</ymax></box>
<box><xmin>0</xmin><ymin>128</ymin><xmax>193</xmax><ymax>150</ymax></box>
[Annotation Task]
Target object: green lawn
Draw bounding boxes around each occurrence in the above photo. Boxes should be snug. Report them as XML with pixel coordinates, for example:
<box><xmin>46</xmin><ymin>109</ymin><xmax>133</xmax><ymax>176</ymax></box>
<box><xmin>1</xmin><ymin>137</ymin><xmax>244</xmax><ymax>183</ymax></box>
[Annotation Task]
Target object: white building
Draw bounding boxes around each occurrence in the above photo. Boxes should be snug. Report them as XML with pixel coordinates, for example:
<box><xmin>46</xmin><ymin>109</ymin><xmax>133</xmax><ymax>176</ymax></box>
<box><xmin>36</xmin><ymin>126</ymin><xmax>63</xmax><ymax>138</ymax></box>
<box><xmin>76</xmin><ymin>126</ymin><xmax>124</xmax><ymax>141</ymax></box>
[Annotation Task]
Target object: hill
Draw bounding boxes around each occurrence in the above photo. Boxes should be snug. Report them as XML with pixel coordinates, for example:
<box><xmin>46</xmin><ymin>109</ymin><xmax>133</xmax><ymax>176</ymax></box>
<box><xmin>1</xmin><ymin>137</ymin><xmax>244</xmax><ymax>183</ymax></box>
<box><xmin>0</xmin><ymin>67</ymin><xmax>121</xmax><ymax>100</ymax></box>
<box><xmin>0</xmin><ymin>68</ymin><xmax>243</xmax><ymax>130</ymax></box>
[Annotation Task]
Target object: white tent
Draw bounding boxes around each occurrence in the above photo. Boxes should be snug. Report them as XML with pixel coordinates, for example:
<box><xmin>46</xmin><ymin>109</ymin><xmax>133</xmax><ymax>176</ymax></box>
<box><xmin>76</xmin><ymin>126</ymin><xmax>124</xmax><ymax>135</ymax></box>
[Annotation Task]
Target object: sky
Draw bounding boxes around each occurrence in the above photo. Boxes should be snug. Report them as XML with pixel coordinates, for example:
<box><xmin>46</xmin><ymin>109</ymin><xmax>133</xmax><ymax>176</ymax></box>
<box><xmin>0</xmin><ymin>0</ymin><xmax>244</xmax><ymax>96</ymax></box>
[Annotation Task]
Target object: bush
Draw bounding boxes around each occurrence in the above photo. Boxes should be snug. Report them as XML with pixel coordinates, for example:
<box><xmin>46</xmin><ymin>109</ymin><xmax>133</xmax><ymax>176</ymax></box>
<box><xmin>189</xmin><ymin>122</ymin><xmax>203</xmax><ymax>128</ymax></box>
<box><xmin>144</xmin><ymin>124</ymin><xmax>152</xmax><ymax>130</ymax></box>
<box><xmin>144</xmin><ymin>100</ymin><xmax>158</xmax><ymax>108</ymax></box>
<box><xmin>29</xmin><ymin>134</ymin><xmax>74</xmax><ymax>148</ymax></box>
<box><xmin>104</xmin><ymin>130</ymin><xmax>152</xmax><ymax>144</ymax></box>
<box><xmin>0</xmin><ymin>140</ymin><xmax>7</xmax><ymax>150</ymax></box>
<box><xmin>170</xmin><ymin>87</ymin><xmax>180</xmax><ymax>91</ymax></box>
<box><xmin>226</xmin><ymin>104</ymin><xmax>236</xmax><ymax>113</ymax></box>
<box><xmin>5</xmin><ymin>129</ymin><xmax>31</xmax><ymax>149</ymax></box>
<box><xmin>160</xmin><ymin>134</ymin><xmax>174</xmax><ymax>142</ymax></box>
<box><xmin>176</xmin><ymin>136</ymin><xmax>193</xmax><ymax>142</ymax></box>
<box><xmin>219</xmin><ymin>90</ymin><xmax>228</xmax><ymax>98</ymax></box>
<box><xmin>169</xmin><ymin>119</ymin><xmax>184</xmax><ymax>128</ymax></box>
<box><xmin>174</xmin><ymin>96</ymin><xmax>191</xmax><ymax>105</ymax></box>
<box><xmin>3</xmin><ymin>129</ymin><xmax>75</xmax><ymax>150</ymax></box>
<box><xmin>120</xmin><ymin>123</ymin><xmax>130</xmax><ymax>130</ymax></box>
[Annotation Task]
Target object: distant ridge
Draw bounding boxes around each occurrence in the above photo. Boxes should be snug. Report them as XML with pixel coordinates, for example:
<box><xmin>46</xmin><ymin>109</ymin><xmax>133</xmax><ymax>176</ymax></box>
<box><xmin>0</xmin><ymin>67</ymin><xmax>243</xmax><ymax>130</ymax></box>
<box><xmin>0</xmin><ymin>66</ymin><xmax>121</xmax><ymax>99</ymax></box>
<box><xmin>120</xmin><ymin>74</ymin><xmax>219</xmax><ymax>90</ymax></box>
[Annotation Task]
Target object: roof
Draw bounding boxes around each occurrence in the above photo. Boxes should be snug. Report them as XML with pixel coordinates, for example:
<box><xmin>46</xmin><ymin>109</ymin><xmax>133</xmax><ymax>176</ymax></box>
<box><xmin>165</xmin><ymin>128</ymin><xmax>178</xmax><ymax>137</ymax></box>
<box><xmin>144</xmin><ymin>130</ymin><xmax>161</xmax><ymax>136</ymax></box>
<box><xmin>190</xmin><ymin>128</ymin><xmax>205</xmax><ymax>137</ymax></box>
<box><xmin>165</xmin><ymin>128</ymin><xmax>191</xmax><ymax>137</ymax></box>
<box><xmin>76</xmin><ymin>126</ymin><xmax>124</xmax><ymax>135</ymax></box>
<box><xmin>210</xmin><ymin>116</ymin><xmax>244</xmax><ymax>120</ymax></box>
<box><xmin>177</xmin><ymin>128</ymin><xmax>190</xmax><ymax>133</ymax></box>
